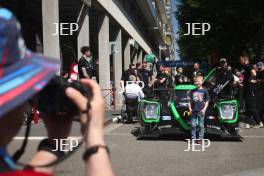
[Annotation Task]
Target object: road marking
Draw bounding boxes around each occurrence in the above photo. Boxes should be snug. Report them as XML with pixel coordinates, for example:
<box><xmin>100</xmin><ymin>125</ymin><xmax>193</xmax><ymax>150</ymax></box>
<box><xmin>223</xmin><ymin>168</ymin><xmax>264</xmax><ymax>176</ymax></box>
<box><xmin>105</xmin><ymin>133</ymin><xmax>131</xmax><ymax>136</ymax></box>
<box><xmin>14</xmin><ymin>136</ymin><xmax>82</xmax><ymax>140</ymax></box>
<box><xmin>105</xmin><ymin>133</ymin><xmax>264</xmax><ymax>138</ymax></box>
<box><xmin>242</xmin><ymin>135</ymin><xmax>264</xmax><ymax>138</ymax></box>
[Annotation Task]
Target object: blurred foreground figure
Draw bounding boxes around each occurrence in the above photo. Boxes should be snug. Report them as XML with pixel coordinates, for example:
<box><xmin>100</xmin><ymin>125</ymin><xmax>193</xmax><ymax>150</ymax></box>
<box><xmin>0</xmin><ymin>8</ymin><xmax>114</xmax><ymax>176</ymax></box>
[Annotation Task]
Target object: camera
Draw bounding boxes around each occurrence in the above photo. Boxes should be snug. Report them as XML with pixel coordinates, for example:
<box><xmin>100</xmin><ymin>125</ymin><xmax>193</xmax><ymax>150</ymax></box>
<box><xmin>35</xmin><ymin>76</ymin><xmax>93</xmax><ymax>115</ymax></box>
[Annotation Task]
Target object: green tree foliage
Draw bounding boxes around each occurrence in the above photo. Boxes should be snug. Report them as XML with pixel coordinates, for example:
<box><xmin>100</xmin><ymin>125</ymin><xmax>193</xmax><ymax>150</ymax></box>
<box><xmin>176</xmin><ymin>0</ymin><xmax>264</xmax><ymax>62</ymax></box>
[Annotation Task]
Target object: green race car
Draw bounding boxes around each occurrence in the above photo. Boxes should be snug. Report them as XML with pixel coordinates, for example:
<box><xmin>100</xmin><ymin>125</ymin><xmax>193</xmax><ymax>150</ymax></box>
<box><xmin>133</xmin><ymin>68</ymin><xmax>241</xmax><ymax>140</ymax></box>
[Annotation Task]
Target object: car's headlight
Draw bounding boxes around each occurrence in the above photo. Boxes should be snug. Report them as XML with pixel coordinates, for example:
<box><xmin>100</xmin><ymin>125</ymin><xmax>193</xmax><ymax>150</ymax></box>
<box><xmin>219</xmin><ymin>104</ymin><xmax>236</xmax><ymax>120</ymax></box>
<box><xmin>144</xmin><ymin>104</ymin><xmax>159</xmax><ymax>119</ymax></box>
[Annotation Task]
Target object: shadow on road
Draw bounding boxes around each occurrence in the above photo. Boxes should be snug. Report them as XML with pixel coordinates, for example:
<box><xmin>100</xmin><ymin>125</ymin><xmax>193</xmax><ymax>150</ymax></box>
<box><xmin>131</xmin><ymin>127</ymin><xmax>242</xmax><ymax>142</ymax></box>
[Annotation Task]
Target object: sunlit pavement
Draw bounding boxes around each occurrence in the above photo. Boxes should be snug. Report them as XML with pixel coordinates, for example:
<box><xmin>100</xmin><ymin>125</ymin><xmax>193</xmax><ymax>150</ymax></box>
<box><xmin>8</xmin><ymin>122</ymin><xmax>264</xmax><ymax>176</ymax></box>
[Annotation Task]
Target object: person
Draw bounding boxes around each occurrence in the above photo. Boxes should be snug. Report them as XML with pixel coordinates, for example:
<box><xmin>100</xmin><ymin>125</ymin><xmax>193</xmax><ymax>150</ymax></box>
<box><xmin>0</xmin><ymin>8</ymin><xmax>114</xmax><ymax>176</ymax></box>
<box><xmin>192</xmin><ymin>62</ymin><xmax>204</xmax><ymax>77</ymax></box>
<box><xmin>156</xmin><ymin>65</ymin><xmax>169</xmax><ymax>87</ymax></box>
<box><xmin>123</xmin><ymin>75</ymin><xmax>144</xmax><ymax>123</ymax></box>
<box><xmin>135</xmin><ymin>62</ymin><xmax>143</xmax><ymax>84</ymax></box>
<box><xmin>238</xmin><ymin>55</ymin><xmax>262</xmax><ymax>128</ymax></box>
<box><xmin>139</xmin><ymin>61</ymin><xmax>153</xmax><ymax>97</ymax></box>
<box><xmin>188</xmin><ymin>75</ymin><xmax>210</xmax><ymax>143</ymax></box>
<box><xmin>256</xmin><ymin>61</ymin><xmax>264</xmax><ymax>126</ymax></box>
<box><xmin>78</xmin><ymin>46</ymin><xmax>94</xmax><ymax>79</ymax></box>
<box><xmin>235</xmin><ymin>54</ymin><xmax>251</xmax><ymax>126</ymax></box>
<box><xmin>164</xmin><ymin>67</ymin><xmax>173</xmax><ymax>88</ymax></box>
<box><xmin>124</xmin><ymin>75</ymin><xmax>145</xmax><ymax>100</ymax></box>
<box><xmin>136</xmin><ymin>62</ymin><xmax>142</xmax><ymax>70</ymax></box>
<box><xmin>246</xmin><ymin>61</ymin><xmax>264</xmax><ymax>128</ymax></box>
<box><xmin>120</xmin><ymin>64</ymin><xmax>138</xmax><ymax>93</ymax></box>
<box><xmin>214</xmin><ymin>58</ymin><xmax>234</xmax><ymax>98</ymax></box>
<box><xmin>174</xmin><ymin>67</ymin><xmax>185</xmax><ymax>84</ymax></box>
<box><xmin>243</xmin><ymin>62</ymin><xmax>263</xmax><ymax>128</ymax></box>
<box><xmin>154</xmin><ymin>65</ymin><xmax>171</xmax><ymax>100</ymax></box>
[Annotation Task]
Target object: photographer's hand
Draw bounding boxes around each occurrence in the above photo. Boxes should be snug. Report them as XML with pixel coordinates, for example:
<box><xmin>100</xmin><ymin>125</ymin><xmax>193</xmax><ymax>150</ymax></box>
<box><xmin>66</xmin><ymin>79</ymin><xmax>114</xmax><ymax>176</ymax></box>
<box><xmin>66</xmin><ymin>79</ymin><xmax>104</xmax><ymax>146</ymax></box>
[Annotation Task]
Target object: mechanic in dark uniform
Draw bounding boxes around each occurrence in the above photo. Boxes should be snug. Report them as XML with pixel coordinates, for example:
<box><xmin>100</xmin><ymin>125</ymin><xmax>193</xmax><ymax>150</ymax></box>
<box><xmin>238</xmin><ymin>54</ymin><xmax>262</xmax><ymax>128</ymax></box>
<box><xmin>214</xmin><ymin>58</ymin><xmax>234</xmax><ymax>99</ymax></box>
<box><xmin>155</xmin><ymin>64</ymin><xmax>171</xmax><ymax>99</ymax></box>
<box><xmin>256</xmin><ymin>62</ymin><xmax>264</xmax><ymax>127</ymax></box>
<box><xmin>139</xmin><ymin>61</ymin><xmax>153</xmax><ymax>97</ymax></box>
<box><xmin>78</xmin><ymin>46</ymin><xmax>94</xmax><ymax>79</ymax></box>
<box><xmin>174</xmin><ymin>67</ymin><xmax>185</xmax><ymax>84</ymax></box>
<box><xmin>235</xmin><ymin>54</ymin><xmax>251</xmax><ymax>116</ymax></box>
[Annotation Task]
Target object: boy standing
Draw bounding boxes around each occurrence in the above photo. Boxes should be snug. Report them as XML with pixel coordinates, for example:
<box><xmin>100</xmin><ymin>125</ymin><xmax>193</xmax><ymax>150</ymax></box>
<box><xmin>189</xmin><ymin>75</ymin><xmax>210</xmax><ymax>143</ymax></box>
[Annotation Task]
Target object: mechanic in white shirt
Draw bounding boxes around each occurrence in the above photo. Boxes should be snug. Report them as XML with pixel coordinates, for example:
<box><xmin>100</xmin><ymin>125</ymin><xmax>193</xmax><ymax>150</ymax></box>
<box><xmin>125</xmin><ymin>75</ymin><xmax>145</xmax><ymax>100</ymax></box>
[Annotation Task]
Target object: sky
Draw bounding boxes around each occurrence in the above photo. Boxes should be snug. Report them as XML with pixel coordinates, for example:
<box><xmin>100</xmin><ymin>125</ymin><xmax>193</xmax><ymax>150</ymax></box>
<box><xmin>172</xmin><ymin>0</ymin><xmax>180</xmax><ymax>60</ymax></box>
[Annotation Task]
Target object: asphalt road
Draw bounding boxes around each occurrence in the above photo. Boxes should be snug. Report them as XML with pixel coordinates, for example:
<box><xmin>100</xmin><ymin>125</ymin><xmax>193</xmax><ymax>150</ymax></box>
<box><xmin>8</xmin><ymin>122</ymin><xmax>264</xmax><ymax>176</ymax></box>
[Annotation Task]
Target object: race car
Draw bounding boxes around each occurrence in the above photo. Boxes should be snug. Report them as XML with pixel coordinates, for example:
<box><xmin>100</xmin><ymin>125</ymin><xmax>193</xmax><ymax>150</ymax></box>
<box><xmin>132</xmin><ymin>63</ymin><xmax>241</xmax><ymax>140</ymax></box>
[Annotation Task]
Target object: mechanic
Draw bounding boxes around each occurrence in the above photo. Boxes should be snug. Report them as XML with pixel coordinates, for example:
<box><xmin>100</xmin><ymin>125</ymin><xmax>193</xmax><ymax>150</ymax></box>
<box><xmin>246</xmin><ymin>62</ymin><xmax>263</xmax><ymax>128</ymax></box>
<box><xmin>0</xmin><ymin>8</ymin><xmax>114</xmax><ymax>176</ymax></box>
<box><xmin>78</xmin><ymin>46</ymin><xmax>94</xmax><ymax>79</ymax></box>
<box><xmin>174</xmin><ymin>67</ymin><xmax>185</xmax><ymax>84</ymax></box>
<box><xmin>154</xmin><ymin>65</ymin><xmax>171</xmax><ymax>98</ymax></box>
<box><xmin>124</xmin><ymin>75</ymin><xmax>145</xmax><ymax>100</ymax></box>
<box><xmin>235</xmin><ymin>54</ymin><xmax>252</xmax><ymax>127</ymax></box>
<box><xmin>139</xmin><ymin>61</ymin><xmax>153</xmax><ymax>97</ymax></box>
<box><xmin>256</xmin><ymin>62</ymin><xmax>264</xmax><ymax>127</ymax></box>
<box><xmin>214</xmin><ymin>58</ymin><xmax>234</xmax><ymax>98</ymax></box>
<box><xmin>120</xmin><ymin>64</ymin><xmax>142</xmax><ymax>93</ymax></box>
<box><xmin>237</xmin><ymin>54</ymin><xmax>262</xmax><ymax>128</ymax></box>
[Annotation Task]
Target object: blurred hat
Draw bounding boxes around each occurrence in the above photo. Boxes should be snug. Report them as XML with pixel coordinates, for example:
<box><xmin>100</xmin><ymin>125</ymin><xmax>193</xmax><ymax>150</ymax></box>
<box><xmin>256</xmin><ymin>61</ymin><xmax>264</xmax><ymax>68</ymax></box>
<box><xmin>0</xmin><ymin>8</ymin><xmax>59</xmax><ymax>117</ymax></box>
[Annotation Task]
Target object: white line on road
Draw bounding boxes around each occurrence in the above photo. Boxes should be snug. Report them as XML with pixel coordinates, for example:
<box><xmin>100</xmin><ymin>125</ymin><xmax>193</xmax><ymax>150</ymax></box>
<box><xmin>13</xmin><ymin>135</ymin><xmax>264</xmax><ymax>139</ymax></box>
<box><xmin>105</xmin><ymin>134</ymin><xmax>264</xmax><ymax>138</ymax></box>
<box><xmin>242</xmin><ymin>136</ymin><xmax>264</xmax><ymax>138</ymax></box>
<box><xmin>14</xmin><ymin>136</ymin><xmax>83</xmax><ymax>140</ymax></box>
<box><xmin>105</xmin><ymin>133</ymin><xmax>131</xmax><ymax>136</ymax></box>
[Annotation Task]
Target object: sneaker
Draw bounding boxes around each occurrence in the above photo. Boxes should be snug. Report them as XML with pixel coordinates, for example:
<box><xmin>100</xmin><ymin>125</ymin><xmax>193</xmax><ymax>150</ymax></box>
<box><xmin>195</xmin><ymin>140</ymin><xmax>202</xmax><ymax>144</ymax></box>
<box><xmin>239</xmin><ymin>122</ymin><xmax>246</xmax><ymax>128</ymax></box>
<box><xmin>253</xmin><ymin>123</ymin><xmax>264</xmax><ymax>128</ymax></box>
<box><xmin>245</xmin><ymin>124</ymin><xmax>251</xmax><ymax>129</ymax></box>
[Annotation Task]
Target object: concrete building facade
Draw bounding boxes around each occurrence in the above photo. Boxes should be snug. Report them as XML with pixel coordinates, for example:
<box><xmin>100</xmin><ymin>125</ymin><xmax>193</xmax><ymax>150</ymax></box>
<box><xmin>2</xmin><ymin>0</ymin><xmax>173</xmax><ymax>109</ymax></box>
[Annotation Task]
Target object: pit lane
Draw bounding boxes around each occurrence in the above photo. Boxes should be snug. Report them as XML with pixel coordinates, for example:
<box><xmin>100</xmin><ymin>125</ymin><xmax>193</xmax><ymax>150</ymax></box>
<box><xmin>8</xmin><ymin>122</ymin><xmax>264</xmax><ymax>176</ymax></box>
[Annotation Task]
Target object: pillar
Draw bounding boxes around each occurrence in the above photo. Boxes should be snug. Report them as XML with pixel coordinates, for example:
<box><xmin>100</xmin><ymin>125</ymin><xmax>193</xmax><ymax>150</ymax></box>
<box><xmin>98</xmin><ymin>14</ymin><xmax>110</xmax><ymax>107</ymax></box>
<box><xmin>137</xmin><ymin>49</ymin><xmax>143</xmax><ymax>63</ymax></box>
<box><xmin>113</xmin><ymin>29</ymin><xmax>123</xmax><ymax>109</ymax></box>
<box><xmin>42</xmin><ymin>0</ymin><xmax>60</xmax><ymax>60</ymax></box>
<box><xmin>124</xmin><ymin>37</ymin><xmax>131</xmax><ymax>70</ymax></box>
<box><xmin>132</xmin><ymin>47</ymin><xmax>137</xmax><ymax>64</ymax></box>
<box><xmin>77</xmin><ymin>5</ymin><xmax>90</xmax><ymax>59</ymax></box>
